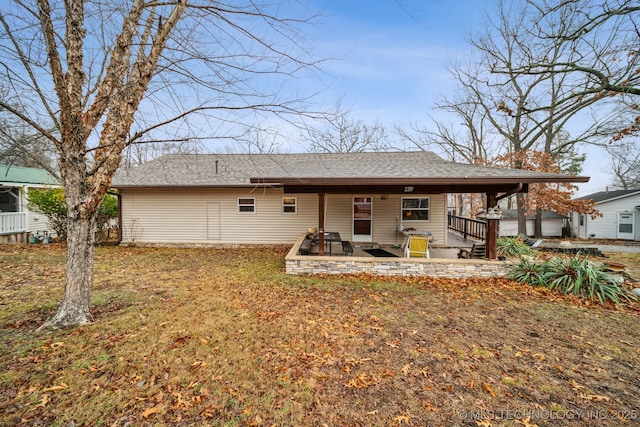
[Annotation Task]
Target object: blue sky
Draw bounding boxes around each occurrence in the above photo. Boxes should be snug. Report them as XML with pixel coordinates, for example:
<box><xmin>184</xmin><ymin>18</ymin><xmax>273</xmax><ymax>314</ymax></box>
<box><xmin>301</xmin><ymin>0</ymin><xmax>608</xmax><ymax>196</ymax></box>
<box><xmin>306</xmin><ymin>0</ymin><xmax>488</xmax><ymax>124</ymax></box>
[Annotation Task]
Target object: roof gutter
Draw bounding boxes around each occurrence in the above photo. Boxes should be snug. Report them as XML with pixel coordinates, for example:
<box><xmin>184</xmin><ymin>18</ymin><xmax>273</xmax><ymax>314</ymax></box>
<box><xmin>249</xmin><ymin>176</ymin><xmax>590</xmax><ymax>186</ymax></box>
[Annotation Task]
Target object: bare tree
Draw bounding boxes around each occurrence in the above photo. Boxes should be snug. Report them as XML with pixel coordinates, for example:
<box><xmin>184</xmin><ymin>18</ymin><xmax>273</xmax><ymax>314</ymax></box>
<box><xmin>523</xmin><ymin>0</ymin><xmax>640</xmax><ymax>98</ymax></box>
<box><xmin>302</xmin><ymin>102</ymin><xmax>394</xmax><ymax>153</ymax></box>
<box><xmin>122</xmin><ymin>141</ymin><xmax>203</xmax><ymax>167</ymax></box>
<box><xmin>520</xmin><ymin>1</ymin><xmax>640</xmax><ymax>142</ymax></box>
<box><xmin>607</xmin><ymin>140</ymin><xmax>640</xmax><ymax>190</ymax></box>
<box><xmin>429</xmin><ymin>0</ymin><xmax>601</xmax><ymax>234</ymax></box>
<box><xmin>396</xmin><ymin>91</ymin><xmax>502</xmax><ymax>217</ymax></box>
<box><xmin>0</xmin><ymin>0</ymin><xmax>320</xmax><ymax>327</ymax></box>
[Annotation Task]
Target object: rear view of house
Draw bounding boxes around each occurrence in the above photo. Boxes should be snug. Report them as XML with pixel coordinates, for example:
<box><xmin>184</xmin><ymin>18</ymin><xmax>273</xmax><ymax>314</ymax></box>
<box><xmin>572</xmin><ymin>189</ymin><xmax>640</xmax><ymax>241</ymax></box>
<box><xmin>112</xmin><ymin>152</ymin><xmax>588</xmax><ymax>258</ymax></box>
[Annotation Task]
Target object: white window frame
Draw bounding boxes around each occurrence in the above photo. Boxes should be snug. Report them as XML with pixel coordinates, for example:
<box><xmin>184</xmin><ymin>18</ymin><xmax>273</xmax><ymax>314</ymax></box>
<box><xmin>282</xmin><ymin>197</ymin><xmax>297</xmax><ymax>214</ymax></box>
<box><xmin>401</xmin><ymin>197</ymin><xmax>430</xmax><ymax>222</ymax></box>
<box><xmin>237</xmin><ymin>197</ymin><xmax>256</xmax><ymax>214</ymax></box>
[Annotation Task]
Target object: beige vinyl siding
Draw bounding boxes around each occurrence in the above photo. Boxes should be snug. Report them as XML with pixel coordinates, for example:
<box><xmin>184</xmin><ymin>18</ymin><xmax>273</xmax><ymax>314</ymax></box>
<box><xmin>121</xmin><ymin>188</ymin><xmax>318</xmax><ymax>244</ymax></box>
<box><xmin>323</xmin><ymin>195</ymin><xmax>353</xmax><ymax>238</ymax></box>
<box><xmin>120</xmin><ymin>188</ymin><xmax>448</xmax><ymax>245</ymax></box>
<box><xmin>316</xmin><ymin>193</ymin><xmax>447</xmax><ymax>245</ymax></box>
<box><xmin>392</xmin><ymin>194</ymin><xmax>447</xmax><ymax>245</ymax></box>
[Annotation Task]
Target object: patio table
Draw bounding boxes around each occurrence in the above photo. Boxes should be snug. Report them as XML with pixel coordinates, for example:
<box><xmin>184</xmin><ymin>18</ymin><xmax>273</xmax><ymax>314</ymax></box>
<box><xmin>314</xmin><ymin>231</ymin><xmax>341</xmax><ymax>255</ymax></box>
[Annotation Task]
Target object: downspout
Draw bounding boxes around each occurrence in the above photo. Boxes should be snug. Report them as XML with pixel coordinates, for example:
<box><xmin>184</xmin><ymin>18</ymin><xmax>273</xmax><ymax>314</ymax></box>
<box><xmin>496</xmin><ymin>183</ymin><xmax>523</xmax><ymax>202</ymax></box>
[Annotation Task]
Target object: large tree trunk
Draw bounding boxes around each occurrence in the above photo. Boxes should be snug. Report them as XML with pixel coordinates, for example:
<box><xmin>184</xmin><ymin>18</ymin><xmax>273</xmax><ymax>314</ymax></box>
<box><xmin>44</xmin><ymin>213</ymin><xmax>97</xmax><ymax>328</ymax></box>
<box><xmin>534</xmin><ymin>207</ymin><xmax>543</xmax><ymax>238</ymax></box>
<box><xmin>516</xmin><ymin>193</ymin><xmax>527</xmax><ymax>236</ymax></box>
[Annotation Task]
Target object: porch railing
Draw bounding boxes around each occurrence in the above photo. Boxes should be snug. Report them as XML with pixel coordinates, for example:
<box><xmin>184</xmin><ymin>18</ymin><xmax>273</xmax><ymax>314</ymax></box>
<box><xmin>0</xmin><ymin>212</ymin><xmax>27</xmax><ymax>235</ymax></box>
<box><xmin>447</xmin><ymin>212</ymin><xmax>486</xmax><ymax>241</ymax></box>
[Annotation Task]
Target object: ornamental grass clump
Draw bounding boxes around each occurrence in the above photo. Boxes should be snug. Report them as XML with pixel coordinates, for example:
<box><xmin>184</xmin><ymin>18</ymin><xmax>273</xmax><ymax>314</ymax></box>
<box><xmin>507</xmin><ymin>256</ymin><xmax>547</xmax><ymax>287</ymax></box>
<box><xmin>508</xmin><ymin>255</ymin><xmax>637</xmax><ymax>305</ymax></box>
<box><xmin>497</xmin><ymin>237</ymin><xmax>536</xmax><ymax>257</ymax></box>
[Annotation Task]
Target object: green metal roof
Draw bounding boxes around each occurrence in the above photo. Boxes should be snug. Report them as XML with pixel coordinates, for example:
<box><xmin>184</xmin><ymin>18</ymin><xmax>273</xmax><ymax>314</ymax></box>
<box><xmin>0</xmin><ymin>164</ymin><xmax>59</xmax><ymax>186</ymax></box>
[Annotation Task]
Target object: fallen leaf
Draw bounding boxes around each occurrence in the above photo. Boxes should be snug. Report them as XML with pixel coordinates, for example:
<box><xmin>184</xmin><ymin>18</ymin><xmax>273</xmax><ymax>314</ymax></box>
<box><xmin>401</xmin><ymin>364</ymin><xmax>410</xmax><ymax>376</ymax></box>
<box><xmin>476</xmin><ymin>420</ymin><xmax>492</xmax><ymax>427</ymax></box>
<box><xmin>42</xmin><ymin>383</ymin><xmax>68</xmax><ymax>393</ymax></box>
<box><xmin>578</xmin><ymin>393</ymin><xmax>609</xmax><ymax>402</ymax></box>
<box><xmin>142</xmin><ymin>405</ymin><xmax>164</xmax><ymax>418</ymax></box>
<box><xmin>393</xmin><ymin>414</ymin><xmax>411</xmax><ymax>425</ymax></box>
<box><xmin>533</xmin><ymin>353</ymin><xmax>545</xmax><ymax>362</ymax></box>
<box><xmin>421</xmin><ymin>401</ymin><xmax>436</xmax><ymax>411</ymax></box>
<box><xmin>568</xmin><ymin>379</ymin><xmax>584</xmax><ymax>392</ymax></box>
<box><xmin>36</xmin><ymin>394</ymin><xmax>50</xmax><ymax>407</ymax></box>
<box><xmin>483</xmin><ymin>383</ymin><xmax>496</xmax><ymax>397</ymax></box>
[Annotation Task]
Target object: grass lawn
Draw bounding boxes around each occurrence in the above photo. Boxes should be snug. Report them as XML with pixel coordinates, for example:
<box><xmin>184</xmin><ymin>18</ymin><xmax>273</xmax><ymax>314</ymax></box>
<box><xmin>1</xmin><ymin>244</ymin><xmax>639</xmax><ymax>426</ymax></box>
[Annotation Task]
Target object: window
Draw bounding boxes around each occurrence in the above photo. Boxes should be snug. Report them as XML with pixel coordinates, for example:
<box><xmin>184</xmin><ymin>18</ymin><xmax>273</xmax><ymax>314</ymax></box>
<box><xmin>579</xmin><ymin>215</ymin><xmax>585</xmax><ymax>226</ymax></box>
<box><xmin>238</xmin><ymin>198</ymin><xmax>255</xmax><ymax>213</ymax></box>
<box><xmin>402</xmin><ymin>197</ymin><xmax>429</xmax><ymax>221</ymax></box>
<box><xmin>282</xmin><ymin>197</ymin><xmax>297</xmax><ymax>214</ymax></box>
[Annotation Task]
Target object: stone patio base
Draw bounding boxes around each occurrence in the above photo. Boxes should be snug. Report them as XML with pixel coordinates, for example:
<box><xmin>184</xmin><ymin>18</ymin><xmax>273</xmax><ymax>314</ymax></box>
<box><xmin>286</xmin><ymin>235</ymin><xmax>508</xmax><ymax>278</ymax></box>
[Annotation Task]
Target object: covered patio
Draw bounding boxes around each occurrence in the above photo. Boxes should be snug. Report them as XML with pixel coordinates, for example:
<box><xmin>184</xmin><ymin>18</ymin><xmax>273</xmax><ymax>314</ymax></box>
<box><xmin>247</xmin><ymin>152</ymin><xmax>589</xmax><ymax>277</ymax></box>
<box><xmin>285</xmin><ymin>231</ymin><xmax>508</xmax><ymax>278</ymax></box>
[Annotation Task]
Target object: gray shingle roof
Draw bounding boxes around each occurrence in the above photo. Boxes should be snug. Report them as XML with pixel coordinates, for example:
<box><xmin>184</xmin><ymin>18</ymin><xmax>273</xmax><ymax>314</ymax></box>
<box><xmin>575</xmin><ymin>188</ymin><xmax>640</xmax><ymax>203</ymax></box>
<box><xmin>112</xmin><ymin>152</ymin><xmax>586</xmax><ymax>188</ymax></box>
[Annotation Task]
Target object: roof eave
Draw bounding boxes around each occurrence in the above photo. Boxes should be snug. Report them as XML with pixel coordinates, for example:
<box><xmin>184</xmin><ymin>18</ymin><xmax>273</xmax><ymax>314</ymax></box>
<box><xmin>249</xmin><ymin>176</ymin><xmax>590</xmax><ymax>185</ymax></box>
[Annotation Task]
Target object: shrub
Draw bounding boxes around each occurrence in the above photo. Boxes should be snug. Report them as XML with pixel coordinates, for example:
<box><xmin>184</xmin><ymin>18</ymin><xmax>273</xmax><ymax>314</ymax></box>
<box><xmin>497</xmin><ymin>237</ymin><xmax>535</xmax><ymax>257</ymax></box>
<box><xmin>27</xmin><ymin>188</ymin><xmax>67</xmax><ymax>240</ymax></box>
<box><xmin>508</xmin><ymin>255</ymin><xmax>636</xmax><ymax>305</ymax></box>
<box><xmin>507</xmin><ymin>256</ymin><xmax>546</xmax><ymax>287</ymax></box>
<box><xmin>28</xmin><ymin>189</ymin><xmax>118</xmax><ymax>243</ymax></box>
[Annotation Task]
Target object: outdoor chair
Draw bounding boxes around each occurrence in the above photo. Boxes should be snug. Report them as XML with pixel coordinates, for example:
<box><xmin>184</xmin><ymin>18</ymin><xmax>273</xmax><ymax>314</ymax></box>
<box><xmin>404</xmin><ymin>235</ymin><xmax>430</xmax><ymax>258</ymax></box>
<box><xmin>458</xmin><ymin>243</ymin><xmax>486</xmax><ymax>259</ymax></box>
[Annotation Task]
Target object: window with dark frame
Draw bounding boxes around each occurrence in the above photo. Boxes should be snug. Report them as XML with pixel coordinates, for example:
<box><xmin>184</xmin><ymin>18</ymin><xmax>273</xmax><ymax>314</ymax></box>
<box><xmin>282</xmin><ymin>197</ymin><xmax>297</xmax><ymax>214</ymax></box>
<box><xmin>402</xmin><ymin>197</ymin><xmax>430</xmax><ymax>221</ymax></box>
<box><xmin>238</xmin><ymin>198</ymin><xmax>255</xmax><ymax>213</ymax></box>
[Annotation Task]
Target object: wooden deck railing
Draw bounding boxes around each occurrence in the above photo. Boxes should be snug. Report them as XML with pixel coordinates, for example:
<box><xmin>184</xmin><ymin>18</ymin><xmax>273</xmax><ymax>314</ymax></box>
<box><xmin>447</xmin><ymin>212</ymin><xmax>486</xmax><ymax>241</ymax></box>
<box><xmin>0</xmin><ymin>212</ymin><xmax>27</xmax><ymax>235</ymax></box>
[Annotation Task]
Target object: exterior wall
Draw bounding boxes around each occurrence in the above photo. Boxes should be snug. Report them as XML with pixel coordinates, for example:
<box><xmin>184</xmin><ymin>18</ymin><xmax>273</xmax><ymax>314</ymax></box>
<box><xmin>500</xmin><ymin>218</ymin><xmax>564</xmax><ymax>237</ymax></box>
<box><xmin>28</xmin><ymin>211</ymin><xmax>54</xmax><ymax>236</ymax></box>
<box><xmin>286</xmin><ymin>235</ymin><xmax>507</xmax><ymax>278</ymax></box>
<box><xmin>572</xmin><ymin>193</ymin><xmax>640</xmax><ymax>241</ymax></box>
<box><xmin>323</xmin><ymin>193</ymin><xmax>447</xmax><ymax>245</ymax></box>
<box><xmin>121</xmin><ymin>188</ymin><xmax>319</xmax><ymax>244</ymax></box>
<box><xmin>120</xmin><ymin>189</ymin><xmax>448</xmax><ymax>245</ymax></box>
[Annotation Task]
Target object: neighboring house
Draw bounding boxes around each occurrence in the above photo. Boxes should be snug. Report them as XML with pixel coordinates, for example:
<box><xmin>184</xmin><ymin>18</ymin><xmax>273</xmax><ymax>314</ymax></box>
<box><xmin>478</xmin><ymin>209</ymin><xmax>569</xmax><ymax>237</ymax></box>
<box><xmin>111</xmin><ymin>152</ymin><xmax>588</xmax><ymax>257</ymax></box>
<box><xmin>572</xmin><ymin>189</ymin><xmax>640</xmax><ymax>241</ymax></box>
<box><xmin>0</xmin><ymin>164</ymin><xmax>59</xmax><ymax>243</ymax></box>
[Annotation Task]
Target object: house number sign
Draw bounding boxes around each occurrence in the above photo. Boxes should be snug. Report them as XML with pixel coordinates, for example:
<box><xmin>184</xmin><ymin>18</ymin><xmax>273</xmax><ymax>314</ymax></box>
<box><xmin>404</xmin><ymin>186</ymin><xmax>414</xmax><ymax>192</ymax></box>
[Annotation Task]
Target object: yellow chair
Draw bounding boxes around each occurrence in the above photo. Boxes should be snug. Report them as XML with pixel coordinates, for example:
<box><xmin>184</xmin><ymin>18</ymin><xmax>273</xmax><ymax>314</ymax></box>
<box><xmin>404</xmin><ymin>235</ymin><xmax>430</xmax><ymax>258</ymax></box>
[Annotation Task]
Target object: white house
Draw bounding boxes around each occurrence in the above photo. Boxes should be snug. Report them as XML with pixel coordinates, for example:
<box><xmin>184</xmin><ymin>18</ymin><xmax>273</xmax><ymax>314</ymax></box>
<box><xmin>479</xmin><ymin>209</ymin><xmax>569</xmax><ymax>237</ymax></box>
<box><xmin>0</xmin><ymin>165</ymin><xmax>59</xmax><ymax>243</ymax></box>
<box><xmin>572</xmin><ymin>189</ymin><xmax>640</xmax><ymax>241</ymax></box>
<box><xmin>112</xmin><ymin>152</ymin><xmax>588</xmax><ymax>258</ymax></box>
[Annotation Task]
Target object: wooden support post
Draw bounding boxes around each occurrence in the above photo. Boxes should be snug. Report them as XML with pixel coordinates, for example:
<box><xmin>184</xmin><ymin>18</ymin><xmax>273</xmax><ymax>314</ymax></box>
<box><xmin>318</xmin><ymin>193</ymin><xmax>325</xmax><ymax>256</ymax></box>
<box><xmin>486</xmin><ymin>192</ymin><xmax>498</xmax><ymax>260</ymax></box>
